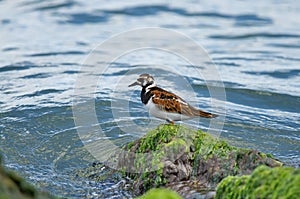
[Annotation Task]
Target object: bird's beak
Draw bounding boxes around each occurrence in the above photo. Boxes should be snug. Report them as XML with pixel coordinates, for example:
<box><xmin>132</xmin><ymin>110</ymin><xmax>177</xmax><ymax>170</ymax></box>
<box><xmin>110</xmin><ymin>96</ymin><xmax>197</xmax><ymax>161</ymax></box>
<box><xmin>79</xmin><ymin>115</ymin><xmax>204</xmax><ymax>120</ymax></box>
<box><xmin>128</xmin><ymin>81</ymin><xmax>140</xmax><ymax>87</ymax></box>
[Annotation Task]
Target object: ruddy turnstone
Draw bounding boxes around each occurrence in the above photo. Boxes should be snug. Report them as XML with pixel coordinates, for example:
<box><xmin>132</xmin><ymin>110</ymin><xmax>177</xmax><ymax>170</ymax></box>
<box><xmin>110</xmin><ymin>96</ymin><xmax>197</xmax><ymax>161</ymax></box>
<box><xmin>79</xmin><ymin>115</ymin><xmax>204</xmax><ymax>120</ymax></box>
<box><xmin>129</xmin><ymin>74</ymin><xmax>217</xmax><ymax>124</ymax></box>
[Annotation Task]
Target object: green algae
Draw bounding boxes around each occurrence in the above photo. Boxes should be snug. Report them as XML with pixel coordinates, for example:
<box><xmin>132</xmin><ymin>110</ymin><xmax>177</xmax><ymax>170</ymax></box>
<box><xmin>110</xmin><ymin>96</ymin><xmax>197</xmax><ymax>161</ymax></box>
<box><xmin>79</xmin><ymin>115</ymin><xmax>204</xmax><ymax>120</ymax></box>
<box><xmin>120</xmin><ymin>125</ymin><xmax>190</xmax><ymax>192</ymax></box>
<box><xmin>216</xmin><ymin>165</ymin><xmax>300</xmax><ymax>199</ymax></box>
<box><xmin>132</xmin><ymin>125</ymin><xmax>189</xmax><ymax>153</ymax></box>
<box><xmin>192</xmin><ymin>130</ymin><xmax>235</xmax><ymax>160</ymax></box>
<box><xmin>136</xmin><ymin>188</ymin><xmax>183</xmax><ymax>199</ymax></box>
<box><xmin>119</xmin><ymin>124</ymin><xmax>283</xmax><ymax>196</ymax></box>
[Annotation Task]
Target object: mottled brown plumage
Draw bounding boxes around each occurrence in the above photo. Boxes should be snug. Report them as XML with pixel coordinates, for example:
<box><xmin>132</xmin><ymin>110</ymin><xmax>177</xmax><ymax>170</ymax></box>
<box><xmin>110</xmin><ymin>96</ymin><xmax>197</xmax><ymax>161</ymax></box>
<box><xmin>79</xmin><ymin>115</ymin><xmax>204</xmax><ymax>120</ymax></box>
<box><xmin>151</xmin><ymin>88</ymin><xmax>217</xmax><ymax>118</ymax></box>
<box><xmin>129</xmin><ymin>74</ymin><xmax>218</xmax><ymax>124</ymax></box>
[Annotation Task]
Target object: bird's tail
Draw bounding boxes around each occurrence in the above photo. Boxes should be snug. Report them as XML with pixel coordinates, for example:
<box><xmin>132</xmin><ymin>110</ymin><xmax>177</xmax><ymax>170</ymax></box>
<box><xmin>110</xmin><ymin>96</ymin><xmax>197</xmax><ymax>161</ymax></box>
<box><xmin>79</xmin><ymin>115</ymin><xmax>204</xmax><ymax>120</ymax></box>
<box><xmin>191</xmin><ymin>108</ymin><xmax>218</xmax><ymax>118</ymax></box>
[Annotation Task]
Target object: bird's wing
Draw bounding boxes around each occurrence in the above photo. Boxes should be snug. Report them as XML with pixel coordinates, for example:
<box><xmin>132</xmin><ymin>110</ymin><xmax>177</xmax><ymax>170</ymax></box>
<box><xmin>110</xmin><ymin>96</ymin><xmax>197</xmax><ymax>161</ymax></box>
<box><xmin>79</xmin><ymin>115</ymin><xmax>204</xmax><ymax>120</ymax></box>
<box><xmin>150</xmin><ymin>87</ymin><xmax>218</xmax><ymax>118</ymax></box>
<box><xmin>150</xmin><ymin>88</ymin><xmax>194</xmax><ymax>116</ymax></box>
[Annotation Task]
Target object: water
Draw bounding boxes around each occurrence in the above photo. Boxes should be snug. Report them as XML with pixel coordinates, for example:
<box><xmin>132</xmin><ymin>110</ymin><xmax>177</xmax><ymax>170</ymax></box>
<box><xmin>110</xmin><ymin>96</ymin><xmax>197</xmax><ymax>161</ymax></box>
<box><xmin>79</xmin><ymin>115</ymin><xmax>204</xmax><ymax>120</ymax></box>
<box><xmin>0</xmin><ymin>0</ymin><xmax>299</xmax><ymax>198</ymax></box>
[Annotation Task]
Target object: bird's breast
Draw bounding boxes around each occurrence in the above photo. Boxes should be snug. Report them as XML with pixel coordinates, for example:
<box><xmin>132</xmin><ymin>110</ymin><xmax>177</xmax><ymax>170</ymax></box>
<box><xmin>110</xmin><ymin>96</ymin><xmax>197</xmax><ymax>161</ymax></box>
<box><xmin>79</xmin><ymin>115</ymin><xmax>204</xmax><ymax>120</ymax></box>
<box><xmin>141</xmin><ymin>89</ymin><xmax>153</xmax><ymax>104</ymax></box>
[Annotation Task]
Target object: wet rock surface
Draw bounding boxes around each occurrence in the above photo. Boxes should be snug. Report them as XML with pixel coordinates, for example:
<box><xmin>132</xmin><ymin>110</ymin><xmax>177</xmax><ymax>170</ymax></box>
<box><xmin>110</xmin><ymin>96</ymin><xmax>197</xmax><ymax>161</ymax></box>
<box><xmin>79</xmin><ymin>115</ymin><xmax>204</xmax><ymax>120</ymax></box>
<box><xmin>0</xmin><ymin>155</ymin><xmax>59</xmax><ymax>199</ymax></box>
<box><xmin>118</xmin><ymin>124</ymin><xmax>283</xmax><ymax>197</ymax></box>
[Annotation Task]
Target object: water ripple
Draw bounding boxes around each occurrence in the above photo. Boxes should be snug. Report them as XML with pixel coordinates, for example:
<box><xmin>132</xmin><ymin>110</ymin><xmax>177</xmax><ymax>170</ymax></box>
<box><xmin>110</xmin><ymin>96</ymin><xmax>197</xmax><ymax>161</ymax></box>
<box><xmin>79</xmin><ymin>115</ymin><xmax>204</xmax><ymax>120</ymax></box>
<box><xmin>101</xmin><ymin>5</ymin><xmax>271</xmax><ymax>23</ymax></box>
<box><xmin>0</xmin><ymin>61</ymin><xmax>33</xmax><ymax>72</ymax></box>
<box><xmin>59</xmin><ymin>4</ymin><xmax>272</xmax><ymax>26</ymax></box>
<box><xmin>210</xmin><ymin>32</ymin><xmax>300</xmax><ymax>39</ymax></box>
<box><xmin>18</xmin><ymin>89</ymin><xmax>66</xmax><ymax>98</ymax></box>
<box><xmin>26</xmin><ymin>51</ymin><xmax>86</xmax><ymax>57</ymax></box>
<box><xmin>243</xmin><ymin>69</ymin><xmax>300</xmax><ymax>79</ymax></box>
<box><xmin>267</xmin><ymin>43</ymin><xmax>300</xmax><ymax>49</ymax></box>
<box><xmin>225</xmin><ymin>87</ymin><xmax>300</xmax><ymax>113</ymax></box>
<box><xmin>20</xmin><ymin>73</ymin><xmax>52</xmax><ymax>79</ymax></box>
<box><xmin>18</xmin><ymin>0</ymin><xmax>78</xmax><ymax>11</ymax></box>
<box><xmin>234</xmin><ymin>14</ymin><xmax>272</xmax><ymax>26</ymax></box>
<box><xmin>2</xmin><ymin>47</ymin><xmax>19</xmax><ymax>52</ymax></box>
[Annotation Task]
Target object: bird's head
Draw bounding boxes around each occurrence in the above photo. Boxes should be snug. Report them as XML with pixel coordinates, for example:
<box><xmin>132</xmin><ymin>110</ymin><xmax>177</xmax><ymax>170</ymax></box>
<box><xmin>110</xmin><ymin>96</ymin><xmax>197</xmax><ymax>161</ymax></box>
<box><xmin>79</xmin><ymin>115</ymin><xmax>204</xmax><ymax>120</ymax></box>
<box><xmin>128</xmin><ymin>74</ymin><xmax>156</xmax><ymax>88</ymax></box>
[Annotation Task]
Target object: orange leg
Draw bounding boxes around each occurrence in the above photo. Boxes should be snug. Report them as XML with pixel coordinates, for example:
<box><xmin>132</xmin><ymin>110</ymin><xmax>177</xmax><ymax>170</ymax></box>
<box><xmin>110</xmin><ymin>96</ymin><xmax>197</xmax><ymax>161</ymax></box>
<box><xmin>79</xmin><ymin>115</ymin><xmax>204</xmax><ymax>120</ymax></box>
<box><xmin>166</xmin><ymin>119</ymin><xmax>174</xmax><ymax>125</ymax></box>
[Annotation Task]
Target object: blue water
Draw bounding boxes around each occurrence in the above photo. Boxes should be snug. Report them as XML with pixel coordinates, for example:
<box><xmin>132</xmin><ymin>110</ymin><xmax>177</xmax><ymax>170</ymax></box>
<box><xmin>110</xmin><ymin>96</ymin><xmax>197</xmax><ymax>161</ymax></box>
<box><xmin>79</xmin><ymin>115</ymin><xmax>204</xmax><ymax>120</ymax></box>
<box><xmin>0</xmin><ymin>1</ymin><xmax>299</xmax><ymax>198</ymax></box>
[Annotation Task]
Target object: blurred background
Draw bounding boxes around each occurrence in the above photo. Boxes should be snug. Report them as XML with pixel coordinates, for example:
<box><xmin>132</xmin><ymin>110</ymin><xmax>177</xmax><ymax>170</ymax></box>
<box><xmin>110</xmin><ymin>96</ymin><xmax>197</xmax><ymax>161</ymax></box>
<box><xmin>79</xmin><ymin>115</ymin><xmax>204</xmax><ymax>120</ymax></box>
<box><xmin>0</xmin><ymin>0</ymin><xmax>299</xmax><ymax>198</ymax></box>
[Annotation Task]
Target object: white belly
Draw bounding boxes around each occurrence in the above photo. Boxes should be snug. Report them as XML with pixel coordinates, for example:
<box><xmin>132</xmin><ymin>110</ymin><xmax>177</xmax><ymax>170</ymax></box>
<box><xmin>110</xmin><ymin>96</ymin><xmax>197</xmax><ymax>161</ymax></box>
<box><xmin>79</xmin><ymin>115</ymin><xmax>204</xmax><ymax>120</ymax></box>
<box><xmin>144</xmin><ymin>99</ymin><xmax>191</xmax><ymax>121</ymax></box>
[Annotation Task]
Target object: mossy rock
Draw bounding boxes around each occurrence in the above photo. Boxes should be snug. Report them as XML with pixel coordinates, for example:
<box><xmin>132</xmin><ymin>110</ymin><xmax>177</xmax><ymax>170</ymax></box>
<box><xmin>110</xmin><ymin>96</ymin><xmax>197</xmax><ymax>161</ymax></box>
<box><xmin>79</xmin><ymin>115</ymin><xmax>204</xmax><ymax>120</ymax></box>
<box><xmin>216</xmin><ymin>165</ymin><xmax>300</xmax><ymax>199</ymax></box>
<box><xmin>136</xmin><ymin>188</ymin><xmax>183</xmax><ymax>199</ymax></box>
<box><xmin>118</xmin><ymin>124</ymin><xmax>282</xmax><ymax>196</ymax></box>
<box><xmin>0</xmin><ymin>154</ymin><xmax>59</xmax><ymax>199</ymax></box>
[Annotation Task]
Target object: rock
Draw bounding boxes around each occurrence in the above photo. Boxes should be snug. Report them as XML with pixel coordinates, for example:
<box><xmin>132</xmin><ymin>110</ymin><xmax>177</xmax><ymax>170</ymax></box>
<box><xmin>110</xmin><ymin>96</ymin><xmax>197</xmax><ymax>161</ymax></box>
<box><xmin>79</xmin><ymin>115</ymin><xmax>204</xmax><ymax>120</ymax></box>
<box><xmin>118</xmin><ymin>124</ymin><xmax>283</xmax><ymax>197</ymax></box>
<box><xmin>215</xmin><ymin>165</ymin><xmax>300</xmax><ymax>199</ymax></box>
<box><xmin>0</xmin><ymin>154</ymin><xmax>59</xmax><ymax>199</ymax></box>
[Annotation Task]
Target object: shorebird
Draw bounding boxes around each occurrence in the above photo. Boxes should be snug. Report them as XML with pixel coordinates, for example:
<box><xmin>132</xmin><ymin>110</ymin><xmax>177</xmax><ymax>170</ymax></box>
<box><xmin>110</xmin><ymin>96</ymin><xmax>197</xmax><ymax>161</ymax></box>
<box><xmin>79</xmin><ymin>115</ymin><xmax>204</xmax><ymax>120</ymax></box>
<box><xmin>129</xmin><ymin>74</ymin><xmax>217</xmax><ymax>124</ymax></box>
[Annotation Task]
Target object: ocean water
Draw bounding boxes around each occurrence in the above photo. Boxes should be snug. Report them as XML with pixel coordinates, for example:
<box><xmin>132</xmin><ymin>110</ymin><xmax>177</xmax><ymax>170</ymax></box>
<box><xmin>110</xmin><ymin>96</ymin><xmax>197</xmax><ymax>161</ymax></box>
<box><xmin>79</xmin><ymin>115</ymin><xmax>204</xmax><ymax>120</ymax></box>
<box><xmin>0</xmin><ymin>0</ymin><xmax>299</xmax><ymax>198</ymax></box>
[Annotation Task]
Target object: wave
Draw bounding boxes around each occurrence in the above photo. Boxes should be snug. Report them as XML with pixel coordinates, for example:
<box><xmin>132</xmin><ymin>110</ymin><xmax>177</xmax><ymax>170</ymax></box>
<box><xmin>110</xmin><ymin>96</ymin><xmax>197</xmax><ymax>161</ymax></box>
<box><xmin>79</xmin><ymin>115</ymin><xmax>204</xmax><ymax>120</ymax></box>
<box><xmin>0</xmin><ymin>61</ymin><xmax>34</xmax><ymax>72</ymax></box>
<box><xmin>224</xmin><ymin>86</ymin><xmax>300</xmax><ymax>113</ymax></box>
<box><xmin>26</xmin><ymin>51</ymin><xmax>85</xmax><ymax>57</ymax></box>
<box><xmin>53</xmin><ymin>4</ymin><xmax>273</xmax><ymax>26</ymax></box>
<box><xmin>243</xmin><ymin>69</ymin><xmax>300</xmax><ymax>79</ymax></box>
<box><xmin>210</xmin><ymin>32</ymin><xmax>300</xmax><ymax>40</ymax></box>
